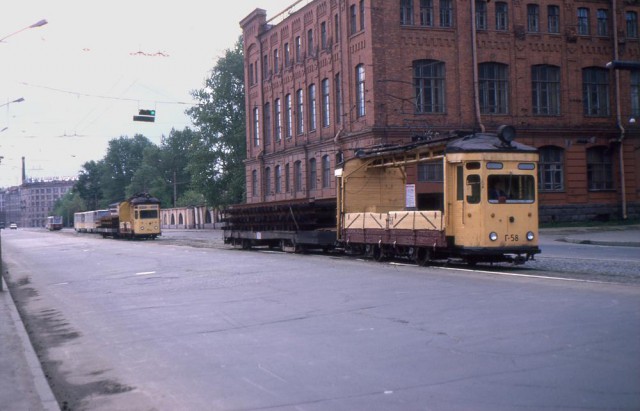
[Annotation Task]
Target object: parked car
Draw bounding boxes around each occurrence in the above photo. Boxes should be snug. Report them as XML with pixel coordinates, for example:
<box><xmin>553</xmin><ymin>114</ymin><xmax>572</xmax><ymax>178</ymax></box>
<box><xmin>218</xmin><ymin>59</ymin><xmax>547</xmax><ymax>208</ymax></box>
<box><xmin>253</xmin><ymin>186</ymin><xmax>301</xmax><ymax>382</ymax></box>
<box><xmin>9</xmin><ymin>223</ymin><xmax>18</xmax><ymax>230</ymax></box>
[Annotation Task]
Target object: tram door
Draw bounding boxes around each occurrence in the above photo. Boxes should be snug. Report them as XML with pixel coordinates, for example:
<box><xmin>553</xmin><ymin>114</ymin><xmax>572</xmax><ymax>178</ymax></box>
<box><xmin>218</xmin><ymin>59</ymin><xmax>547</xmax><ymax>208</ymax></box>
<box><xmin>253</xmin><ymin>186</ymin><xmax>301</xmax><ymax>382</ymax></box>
<box><xmin>446</xmin><ymin>161</ymin><xmax>484</xmax><ymax>247</ymax></box>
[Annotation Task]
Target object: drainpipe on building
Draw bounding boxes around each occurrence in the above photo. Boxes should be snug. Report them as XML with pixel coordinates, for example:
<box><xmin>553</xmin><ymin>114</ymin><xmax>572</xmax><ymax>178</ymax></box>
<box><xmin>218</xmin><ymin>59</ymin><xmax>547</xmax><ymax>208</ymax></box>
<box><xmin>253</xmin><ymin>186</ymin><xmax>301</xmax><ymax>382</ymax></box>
<box><xmin>612</xmin><ymin>0</ymin><xmax>628</xmax><ymax>220</ymax></box>
<box><xmin>470</xmin><ymin>0</ymin><xmax>485</xmax><ymax>133</ymax></box>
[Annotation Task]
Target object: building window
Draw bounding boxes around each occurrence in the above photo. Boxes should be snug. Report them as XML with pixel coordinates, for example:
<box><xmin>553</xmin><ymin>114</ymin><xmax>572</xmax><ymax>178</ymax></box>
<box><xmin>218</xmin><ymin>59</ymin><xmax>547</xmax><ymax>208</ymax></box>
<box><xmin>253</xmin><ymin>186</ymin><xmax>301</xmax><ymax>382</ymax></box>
<box><xmin>334</xmin><ymin>13</ymin><xmax>340</xmax><ymax>43</ymax></box>
<box><xmin>476</xmin><ymin>0</ymin><xmax>487</xmax><ymax>30</ymax></box>
<box><xmin>296</xmin><ymin>89</ymin><xmax>305</xmax><ymax>134</ymax></box>
<box><xmin>538</xmin><ymin>146</ymin><xmax>564</xmax><ymax>191</ymax></box>
<box><xmin>307</xmin><ymin>29</ymin><xmax>314</xmax><ymax>56</ymax></box>
<box><xmin>414</xmin><ymin>59</ymin><xmax>445</xmax><ymax>113</ymax></box>
<box><xmin>577</xmin><ymin>8</ymin><xmax>590</xmax><ymax>36</ymax></box>
<box><xmin>360</xmin><ymin>0</ymin><xmax>365</xmax><ymax>30</ymax></box>
<box><xmin>350</xmin><ymin>4</ymin><xmax>357</xmax><ymax>34</ymax></box>
<box><xmin>479</xmin><ymin>62</ymin><xmax>509</xmax><ymax>114</ymax></box>
<box><xmin>252</xmin><ymin>170</ymin><xmax>258</xmax><ymax>197</ymax></box>
<box><xmin>273</xmin><ymin>49</ymin><xmax>279</xmax><ymax>73</ymax></box>
<box><xmin>284</xmin><ymin>42</ymin><xmax>291</xmax><ymax>66</ymax></box>
<box><xmin>335</xmin><ymin>73</ymin><xmax>342</xmax><ymax>124</ymax></box>
<box><xmin>627</xmin><ymin>11</ymin><xmax>638</xmax><ymax>38</ymax></box>
<box><xmin>285</xmin><ymin>94</ymin><xmax>292</xmax><ymax>139</ymax></box>
<box><xmin>401</xmin><ymin>0</ymin><xmax>413</xmax><ymax>26</ymax></box>
<box><xmin>308</xmin><ymin>84</ymin><xmax>317</xmax><ymax>131</ymax></box>
<box><xmin>285</xmin><ymin>163</ymin><xmax>290</xmax><ymax>193</ymax></box>
<box><xmin>597</xmin><ymin>9</ymin><xmax>608</xmax><ymax>37</ymax></box>
<box><xmin>249</xmin><ymin>62</ymin><xmax>254</xmax><ymax>85</ymax></box>
<box><xmin>418</xmin><ymin>162</ymin><xmax>443</xmax><ymax>182</ymax></box>
<box><xmin>275</xmin><ymin>165</ymin><xmax>282</xmax><ymax>194</ymax></box>
<box><xmin>295</xmin><ymin>36</ymin><xmax>302</xmax><ymax>62</ymax></box>
<box><xmin>253</xmin><ymin>107</ymin><xmax>260</xmax><ymax>146</ymax></box>
<box><xmin>582</xmin><ymin>67</ymin><xmax>610</xmax><ymax>117</ymax></box>
<box><xmin>495</xmin><ymin>2</ymin><xmax>508</xmax><ymax>31</ymax></box>
<box><xmin>356</xmin><ymin>64</ymin><xmax>366</xmax><ymax>117</ymax></box>
<box><xmin>631</xmin><ymin>71</ymin><xmax>640</xmax><ymax>117</ymax></box>
<box><xmin>265</xmin><ymin>167</ymin><xmax>271</xmax><ymax>195</ymax></box>
<box><xmin>294</xmin><ymin>160</ymin><xmax>302</xmax><ymax>192</ymax></box>
<box><xmin>309</xmin><ymin>158</ymin><xmax>317</xmax><ymax>190</ymax></box>
<box><xmin>420</xmin><ymin>0</ymin><xmax>433</xmax><ymax>26</ymax></box>
<box><xmin>321</xmin><ymin>78</ymin><xmax>330</xmax><ymax>127</ymax></box>
<box><xmin>264</xmin><ymin>102</ymin><xmax>271</xmax><ymax>146</ymax></box>
<box><xmin>322</xmin><ymin>155</ymin><xmax>331</xmax><ymax>188</ymax></box>
<box><xmin>440</xmin><ymin>0</ymin><xmax>453</xmax><ymax>27</ymax></box>
<box><xmin>263</xmin><ymin>54</ymin><xmax>269</xmax><ymax>78</ymax></box>
<box><xmin>274</xmin><ymin>98</ymin><xmax>282</xmax><ymax>142</ymax></box>
<box><xmin>548</xmin><ymin>5</ymin><xmax>560</xmax><ymax>33</ymax></box>
<box><xmin>321</xmin><ymin>21</ymin><xmax>328</xmax><ymax>49</ymax></box>
<box><xmin>532</xmin><ymin>65</ymin><xmax>560</xmax><ymax>115</ymax></box>
<box><xmin>587</xmin><ymin>147</ymin><xmax>613</xmax><ymax>190</ymax></box>
<box><xmin>527</xmin><ymin>4</ymin><xmax>539</xmax><ymax>32</ymax></box>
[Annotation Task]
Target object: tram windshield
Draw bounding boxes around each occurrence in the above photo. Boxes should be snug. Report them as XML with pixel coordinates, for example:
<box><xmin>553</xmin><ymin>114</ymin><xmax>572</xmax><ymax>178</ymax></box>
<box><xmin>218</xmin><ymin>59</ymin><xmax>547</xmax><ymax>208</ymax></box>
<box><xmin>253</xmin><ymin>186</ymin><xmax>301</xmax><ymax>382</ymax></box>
<box><xmin>139</xmin><ymin>209</ymin><xmax>159</xmax><ymax>219</ymax></box>
<box><xmin>487</xmin><ymin>174</ymin><xmax>535</xmax><ymax>204</ymax></box>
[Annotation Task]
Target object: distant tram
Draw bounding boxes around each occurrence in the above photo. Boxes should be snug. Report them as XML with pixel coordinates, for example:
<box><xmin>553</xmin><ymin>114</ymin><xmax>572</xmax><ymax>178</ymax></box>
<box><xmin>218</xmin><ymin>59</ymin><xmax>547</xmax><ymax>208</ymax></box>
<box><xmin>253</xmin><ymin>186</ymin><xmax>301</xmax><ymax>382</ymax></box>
<box><xmin>45</xmin><ymin>215</ymin><xmax>63</xmax><ymax>231</ymax></box>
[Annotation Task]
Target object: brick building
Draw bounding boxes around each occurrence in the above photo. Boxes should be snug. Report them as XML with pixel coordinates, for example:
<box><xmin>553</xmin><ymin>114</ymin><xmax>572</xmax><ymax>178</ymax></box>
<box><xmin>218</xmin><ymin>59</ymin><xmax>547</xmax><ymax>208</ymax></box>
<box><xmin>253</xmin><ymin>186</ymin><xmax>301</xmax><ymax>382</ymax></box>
<box><xmin>240</xmin><ymin>0</ymin><xmax>640</xmax><ymax>222</ymax></box>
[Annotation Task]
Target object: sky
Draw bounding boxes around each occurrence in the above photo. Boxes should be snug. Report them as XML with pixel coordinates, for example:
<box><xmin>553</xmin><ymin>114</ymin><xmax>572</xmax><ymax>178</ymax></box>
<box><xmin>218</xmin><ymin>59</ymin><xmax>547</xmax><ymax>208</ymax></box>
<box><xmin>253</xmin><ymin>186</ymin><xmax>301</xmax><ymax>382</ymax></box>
<box><xmin>0</xmin><ymin>0</ymin><xmax>299</xmax><ymax>188</ymax></box>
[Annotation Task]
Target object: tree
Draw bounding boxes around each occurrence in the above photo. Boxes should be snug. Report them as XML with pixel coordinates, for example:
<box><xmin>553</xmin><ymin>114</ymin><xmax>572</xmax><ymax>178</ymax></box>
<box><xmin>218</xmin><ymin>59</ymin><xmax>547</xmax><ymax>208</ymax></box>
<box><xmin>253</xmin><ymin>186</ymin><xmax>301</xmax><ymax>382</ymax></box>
<box><xmin>187</xmin><ymin>37</ymin><xmax>246</xmax><ymax>208</ymax></box>
<box><xmin>53</xmin><ymin>190</ymin><xmax>86</xmax><ymax>227</ymax></box>
<box><xmin>75</xmin><ymin>160</ymin><xmax>105</xmax><ymax>211</ymax></box>
<box><xmin>160</xmin><ymin>128</ymin><xmax>196</xmax><ymax>207</ymax></box>
<box><xmin>100</xmin><ymin>134</ymin><xmax>155</xmax><ymax>204</ymax></box>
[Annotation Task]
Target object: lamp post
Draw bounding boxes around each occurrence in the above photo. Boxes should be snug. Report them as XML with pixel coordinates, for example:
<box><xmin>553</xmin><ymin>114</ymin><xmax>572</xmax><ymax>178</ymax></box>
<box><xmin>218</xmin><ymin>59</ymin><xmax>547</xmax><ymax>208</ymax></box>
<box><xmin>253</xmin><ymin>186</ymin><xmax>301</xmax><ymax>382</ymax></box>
<box><xmin>0</xmin><ymin>19</ymin><xmax>48</xmax><ymax>43</ymax></box>
<box><xmin>1</xmin><ymin>97</ymin><xmax>25</xmax><ymax>109</ymax></box>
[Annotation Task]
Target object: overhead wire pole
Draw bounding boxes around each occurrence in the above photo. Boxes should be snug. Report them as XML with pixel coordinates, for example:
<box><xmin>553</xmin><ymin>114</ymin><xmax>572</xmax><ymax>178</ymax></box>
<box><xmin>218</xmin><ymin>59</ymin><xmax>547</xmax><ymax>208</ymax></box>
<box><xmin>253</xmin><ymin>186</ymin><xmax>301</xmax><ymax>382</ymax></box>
<box><xmin>0</xmin><ymin>19</ymin><xmax>47</xmax><ymax>291</ymax></box>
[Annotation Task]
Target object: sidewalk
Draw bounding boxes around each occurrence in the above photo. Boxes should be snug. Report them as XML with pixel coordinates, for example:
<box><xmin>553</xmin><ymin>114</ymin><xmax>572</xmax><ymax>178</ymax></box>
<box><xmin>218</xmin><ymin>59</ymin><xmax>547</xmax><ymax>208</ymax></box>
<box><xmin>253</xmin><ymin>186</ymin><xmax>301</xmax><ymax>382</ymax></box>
<box><xmin>0</xmin><ymin>276</ymin><xmax>60</xmax><ymax>411</ymax></box>
<box><xmin>540</xmin><ymin>224</ymin><xmax>640</xmax><ymax>247</ymax></box>
<box><xmin>0</xmin><ymin>225</ymin><xmax>638</xmax><ymax>411</ymax></box>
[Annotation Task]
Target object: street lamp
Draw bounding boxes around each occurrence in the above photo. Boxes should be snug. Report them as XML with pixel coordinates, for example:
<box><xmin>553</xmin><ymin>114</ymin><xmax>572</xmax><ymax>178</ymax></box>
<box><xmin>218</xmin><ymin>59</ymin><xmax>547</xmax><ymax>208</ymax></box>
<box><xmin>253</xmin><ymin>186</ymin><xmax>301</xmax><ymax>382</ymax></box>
<box><xmin>0</xmin><ymin>19</ymin><xmax>48</xmax><ymax>43</ymax></box>
<box><xmin>0</xmin><ymin>97</ymin><xmax>25</xmax><ymax>109</ymax></box>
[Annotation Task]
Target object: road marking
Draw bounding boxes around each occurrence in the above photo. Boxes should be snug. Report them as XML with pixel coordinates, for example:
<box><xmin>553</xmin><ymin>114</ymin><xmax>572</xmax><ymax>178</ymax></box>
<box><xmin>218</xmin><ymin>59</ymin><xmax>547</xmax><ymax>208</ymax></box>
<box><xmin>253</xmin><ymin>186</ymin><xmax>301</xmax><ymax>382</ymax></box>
<box><xmin>437</xmin><ymin>266</ymin><xmax>608</xmax><ymax>284</ymax></box>
<box><xmin>135</xmin><ymin>271</ymin><xmax>156</xmax><ymax>276</ymax></box>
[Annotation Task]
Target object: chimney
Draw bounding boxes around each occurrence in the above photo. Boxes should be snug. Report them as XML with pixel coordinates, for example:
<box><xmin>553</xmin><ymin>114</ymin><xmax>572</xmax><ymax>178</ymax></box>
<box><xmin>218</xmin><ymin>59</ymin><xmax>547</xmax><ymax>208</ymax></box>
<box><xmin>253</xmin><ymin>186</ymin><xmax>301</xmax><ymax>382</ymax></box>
<box><xmin>22</xmin><ymin>156</ymin><xmax>26</xmax><ymax>185</ymax></box>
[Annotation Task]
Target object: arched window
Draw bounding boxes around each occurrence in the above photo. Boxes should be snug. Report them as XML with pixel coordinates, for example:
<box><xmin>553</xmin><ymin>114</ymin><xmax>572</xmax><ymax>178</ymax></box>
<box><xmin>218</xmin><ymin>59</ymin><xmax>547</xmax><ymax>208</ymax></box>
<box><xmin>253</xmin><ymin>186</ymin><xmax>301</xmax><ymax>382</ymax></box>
<box><xmin>322</xmin><ymin>155</ymin><xmax>331</xmax><ymax>188</ymax></box>
<box><xmin>309</xmin><ymin>158</ymin><xmax>317</xmax><ymax>190</ymax></box>
<box><xmin>532</xmin><ymin>65</ymin><xmax>560</xmax><ymax>115</ymax></box>
<box><xmin>538</xmin><ymin>146</ymin><xmax>564</xmax><ymax>191</ymax></box>
<box><xmin>178</xmin><ymin>213</ymin><xmax>184</xmax><ymax>225</ymax></box>
<box><xmin>275</xmin><ymin>165</ymin><xmax>282</xmax><ymax>194</ymax></box>
<box><xmin>355</xmin><ymin>64</ymin><xmax>366</xmax><ymax>117</ymax></box>
<box><xmin>587</xmin><ymin>146</ymin><xmax>613</xmax><ymax>190</ymax></box>
<box><xmin>479</xmin><ymin>62</ymin><xmax>509</xmax><ymax>114</ymax></box>
<box><xmin>414</xmin><ymin>59</ymin><xmax>445</xmax><ymax>113</ymax></box>
<box><xmin>265</xmin><ymin>167</ymin><xmax>272</xmax><ymax>195</ymax></box>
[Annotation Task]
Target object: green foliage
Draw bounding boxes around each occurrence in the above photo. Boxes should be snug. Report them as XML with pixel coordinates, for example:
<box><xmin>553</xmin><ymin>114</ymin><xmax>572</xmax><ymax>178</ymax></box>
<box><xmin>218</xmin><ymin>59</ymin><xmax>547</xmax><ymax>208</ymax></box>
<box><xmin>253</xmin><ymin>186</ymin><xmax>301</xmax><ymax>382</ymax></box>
<box><xmin>53</xmin><ymin>190</ymin><xmax>86</xmax><ymax>227</ymax></box>
<box><xmin>186</xmin><ymin>37</ymin><xmax>247</xmax><ymax>208</ymax></box>
<box><xmin>71</xmin><ymin>39</ymin><xmax>248</xmax><ymax>212</ymax></box>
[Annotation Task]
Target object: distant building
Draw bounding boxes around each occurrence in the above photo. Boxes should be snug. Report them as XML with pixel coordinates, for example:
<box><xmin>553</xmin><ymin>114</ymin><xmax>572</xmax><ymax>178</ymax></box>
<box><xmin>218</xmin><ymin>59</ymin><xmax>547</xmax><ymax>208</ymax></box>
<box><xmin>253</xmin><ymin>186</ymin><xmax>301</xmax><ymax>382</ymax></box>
<box><xmin>0</xmin><ymin>157</ymin><xmax>76</xmax><ymax>227</ymax></box>
<box><xmin>240</xmin><ymin>0</ymin><xmax>640</xmax><ymax>222</ymax></box>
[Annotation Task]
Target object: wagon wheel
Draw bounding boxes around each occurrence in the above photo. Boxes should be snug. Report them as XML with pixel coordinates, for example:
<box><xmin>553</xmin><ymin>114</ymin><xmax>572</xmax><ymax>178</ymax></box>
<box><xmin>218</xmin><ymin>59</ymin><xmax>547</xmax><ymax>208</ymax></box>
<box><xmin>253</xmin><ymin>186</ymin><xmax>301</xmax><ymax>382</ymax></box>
<box><xmin>416</xmin><ymin>248</ymin><xmax>431</xmax><ymax>267</ymax></box>
<box><xmin>241</xmin><ymin>239</ymin><xmax>251</xmax><ymax>250</ymax></box>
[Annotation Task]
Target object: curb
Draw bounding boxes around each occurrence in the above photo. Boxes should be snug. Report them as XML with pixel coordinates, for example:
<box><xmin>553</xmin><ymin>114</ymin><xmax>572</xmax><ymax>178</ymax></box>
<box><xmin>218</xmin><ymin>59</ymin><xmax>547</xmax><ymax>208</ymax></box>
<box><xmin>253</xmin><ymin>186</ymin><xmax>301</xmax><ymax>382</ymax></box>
<box><xmin>1</xmin><ymin>276</ymin><xmax>61</xmax><ymax>411</ymax></box>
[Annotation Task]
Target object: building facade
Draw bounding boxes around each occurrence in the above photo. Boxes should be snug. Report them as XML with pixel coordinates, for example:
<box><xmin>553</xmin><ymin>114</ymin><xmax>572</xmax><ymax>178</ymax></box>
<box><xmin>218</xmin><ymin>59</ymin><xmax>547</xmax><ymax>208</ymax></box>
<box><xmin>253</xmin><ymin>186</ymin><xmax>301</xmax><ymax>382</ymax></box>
<box><xmin>0</xmin><ymin>179</ymin><xmax>75</xmax><ymax>228</ymax></box>
<box><xmin>240</xmin><ymin>0</ymin><xmax>640</xmax><ymax>222</ymax></box>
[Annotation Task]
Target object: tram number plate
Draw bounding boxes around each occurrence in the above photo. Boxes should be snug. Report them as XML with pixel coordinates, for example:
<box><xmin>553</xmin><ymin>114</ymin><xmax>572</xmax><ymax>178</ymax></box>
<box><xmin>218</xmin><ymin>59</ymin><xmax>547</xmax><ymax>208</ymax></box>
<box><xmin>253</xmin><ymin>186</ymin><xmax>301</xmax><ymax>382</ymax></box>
<box><xmin>505</xmin><ymin>234</ymin><xmax>519</xmax><ymax>242</ymax></box>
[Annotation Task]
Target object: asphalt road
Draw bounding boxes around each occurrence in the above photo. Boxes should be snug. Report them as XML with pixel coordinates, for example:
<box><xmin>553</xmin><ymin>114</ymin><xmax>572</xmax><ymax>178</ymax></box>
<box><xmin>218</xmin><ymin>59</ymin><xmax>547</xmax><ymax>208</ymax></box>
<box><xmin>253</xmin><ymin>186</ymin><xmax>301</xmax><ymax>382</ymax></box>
<box><xmin>2</xmin><ymin>228</ymin><xmax>639</xmax><ymax>411</ymax></box>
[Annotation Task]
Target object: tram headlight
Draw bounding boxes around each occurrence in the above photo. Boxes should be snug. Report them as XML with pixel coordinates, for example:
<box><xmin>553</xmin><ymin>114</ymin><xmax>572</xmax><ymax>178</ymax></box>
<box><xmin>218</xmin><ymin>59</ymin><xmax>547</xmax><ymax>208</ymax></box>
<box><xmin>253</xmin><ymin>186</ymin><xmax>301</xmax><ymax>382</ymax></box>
<box><xmin>489</xmin><ymin>232</ymin><xmax>498</xmax><ymax>241</ymax></box>
<box><xmin>526</xmin><ymin>231</ymin><xmax>535</xmax><ymax>241</ymax></box>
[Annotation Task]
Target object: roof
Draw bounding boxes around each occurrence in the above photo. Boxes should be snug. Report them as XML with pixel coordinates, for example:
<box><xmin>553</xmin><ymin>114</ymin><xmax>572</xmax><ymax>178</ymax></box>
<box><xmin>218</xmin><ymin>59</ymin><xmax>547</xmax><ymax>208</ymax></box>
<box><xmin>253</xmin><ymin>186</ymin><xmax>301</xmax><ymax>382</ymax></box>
<box><xmin>445</xmin><ymin>133</ymin><xmax>538</xmax><ymax>154</ymax></box>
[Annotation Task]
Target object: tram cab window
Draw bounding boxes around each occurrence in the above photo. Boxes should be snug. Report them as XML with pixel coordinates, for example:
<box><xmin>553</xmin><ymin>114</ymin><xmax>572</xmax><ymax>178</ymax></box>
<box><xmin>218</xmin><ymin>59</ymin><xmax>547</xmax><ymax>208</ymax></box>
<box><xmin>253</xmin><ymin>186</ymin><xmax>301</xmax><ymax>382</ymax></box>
<box><xmin>466</xmin><ymin>174</ymin><xmax>481</xmax><ymax>204</ymax></box>
<box><xmin>140</xmin><ymin>209</ymin><xmax>159</xmax><ymax>219</ymax></box>
<box><xmin>488</xmin><ymin>175</ymin><xmax>535</xmax><ymax>203</ymax></box>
